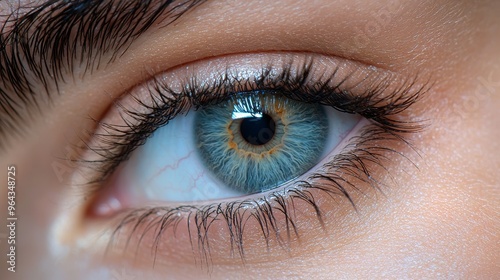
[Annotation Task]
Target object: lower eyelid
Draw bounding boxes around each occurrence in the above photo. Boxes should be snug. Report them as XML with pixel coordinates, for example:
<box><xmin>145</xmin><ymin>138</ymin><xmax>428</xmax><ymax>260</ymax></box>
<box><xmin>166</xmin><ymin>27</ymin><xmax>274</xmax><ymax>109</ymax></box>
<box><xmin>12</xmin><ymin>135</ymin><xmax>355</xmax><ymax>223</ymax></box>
<box><xmin>68</xmin><ymin>122</ymin><xmax>419</xmax><ymax>268</ymax></box>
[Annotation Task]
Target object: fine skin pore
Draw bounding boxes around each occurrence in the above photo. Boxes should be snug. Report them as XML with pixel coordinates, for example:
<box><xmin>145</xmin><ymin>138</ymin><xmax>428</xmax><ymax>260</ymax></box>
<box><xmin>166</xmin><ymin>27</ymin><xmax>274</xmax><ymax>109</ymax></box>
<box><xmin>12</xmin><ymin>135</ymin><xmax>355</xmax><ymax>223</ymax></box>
<box><xmin>0</xmin><ymin>0</ymin><xmax>499</xmax><ymax>279</ymax></box>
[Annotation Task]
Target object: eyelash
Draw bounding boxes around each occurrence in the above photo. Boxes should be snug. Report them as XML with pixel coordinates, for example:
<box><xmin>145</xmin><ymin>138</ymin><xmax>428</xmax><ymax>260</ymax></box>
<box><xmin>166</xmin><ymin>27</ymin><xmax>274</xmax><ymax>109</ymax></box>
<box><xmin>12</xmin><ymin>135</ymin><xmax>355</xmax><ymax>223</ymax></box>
<box><xmin>78</xmin><ymin>56</ymin><xmax>428</xmax><ymax>264</ymax></box>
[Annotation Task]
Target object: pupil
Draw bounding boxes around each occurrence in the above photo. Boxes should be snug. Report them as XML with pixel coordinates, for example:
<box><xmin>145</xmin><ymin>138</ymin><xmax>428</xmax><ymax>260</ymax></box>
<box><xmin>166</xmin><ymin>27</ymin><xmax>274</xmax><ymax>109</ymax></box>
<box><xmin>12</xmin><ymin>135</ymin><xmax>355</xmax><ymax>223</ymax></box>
<box><xmin>239</xmin><ymin>113</ymin><xmax>276</xmax><ymax>145</ymax></box>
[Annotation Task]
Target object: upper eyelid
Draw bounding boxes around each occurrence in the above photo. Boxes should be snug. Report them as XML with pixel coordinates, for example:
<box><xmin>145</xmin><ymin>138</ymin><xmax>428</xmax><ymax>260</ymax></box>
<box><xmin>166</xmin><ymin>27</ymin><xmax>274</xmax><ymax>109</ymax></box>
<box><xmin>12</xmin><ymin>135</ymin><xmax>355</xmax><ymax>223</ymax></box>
<box><xmin>75</xmin><ymin>53</ymin><xmax>428</xmax><ymax>190</ymax></box>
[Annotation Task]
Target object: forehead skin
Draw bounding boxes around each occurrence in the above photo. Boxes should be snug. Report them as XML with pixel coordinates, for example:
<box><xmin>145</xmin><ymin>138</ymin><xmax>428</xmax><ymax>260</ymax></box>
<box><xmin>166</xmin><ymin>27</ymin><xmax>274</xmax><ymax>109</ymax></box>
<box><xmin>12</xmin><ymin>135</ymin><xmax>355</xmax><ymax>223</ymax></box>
<box><xmin>0</xmin><ymin>0</ymin><xmax>499</xmax><ymax>279</ymax></box>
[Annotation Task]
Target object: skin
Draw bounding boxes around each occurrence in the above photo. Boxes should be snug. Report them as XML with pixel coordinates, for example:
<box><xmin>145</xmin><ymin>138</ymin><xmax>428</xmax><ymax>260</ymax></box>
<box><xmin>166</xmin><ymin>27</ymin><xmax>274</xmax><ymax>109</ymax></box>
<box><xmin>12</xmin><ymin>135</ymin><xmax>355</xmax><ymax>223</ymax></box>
<box><xmin>1</xmin><ymin>0</ymin><xmax>499</xmax><ymax>279</ymax></box>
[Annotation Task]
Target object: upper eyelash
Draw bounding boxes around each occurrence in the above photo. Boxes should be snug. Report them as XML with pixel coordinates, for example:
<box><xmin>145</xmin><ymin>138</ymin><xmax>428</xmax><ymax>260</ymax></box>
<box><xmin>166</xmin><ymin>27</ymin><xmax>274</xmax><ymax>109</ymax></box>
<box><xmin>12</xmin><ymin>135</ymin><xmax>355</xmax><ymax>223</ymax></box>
<box><xmin>80</xmin><ymin>56</ymin><xmax>429</xmax><ymax>186</ymax></box>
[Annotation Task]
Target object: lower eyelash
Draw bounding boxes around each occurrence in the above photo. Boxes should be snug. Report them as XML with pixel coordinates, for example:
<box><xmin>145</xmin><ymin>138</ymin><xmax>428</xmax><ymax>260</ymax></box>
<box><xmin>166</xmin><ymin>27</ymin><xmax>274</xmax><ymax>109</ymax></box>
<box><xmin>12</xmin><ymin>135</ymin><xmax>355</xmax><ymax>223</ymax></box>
<box><xmin>104</xmin><ymin>123</ymin><xmax>421</xmax><ymax>266</ymax></box>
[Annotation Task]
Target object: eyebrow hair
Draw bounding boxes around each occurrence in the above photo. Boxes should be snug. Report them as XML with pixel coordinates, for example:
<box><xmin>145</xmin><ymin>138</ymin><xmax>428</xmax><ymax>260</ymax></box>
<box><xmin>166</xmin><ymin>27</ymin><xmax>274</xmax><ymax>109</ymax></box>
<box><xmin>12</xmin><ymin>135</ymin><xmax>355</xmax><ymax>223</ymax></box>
<box><xmin>0</xmin><ymin>0</ymin><xmax>206</xmax><ymax>149</ymax></box>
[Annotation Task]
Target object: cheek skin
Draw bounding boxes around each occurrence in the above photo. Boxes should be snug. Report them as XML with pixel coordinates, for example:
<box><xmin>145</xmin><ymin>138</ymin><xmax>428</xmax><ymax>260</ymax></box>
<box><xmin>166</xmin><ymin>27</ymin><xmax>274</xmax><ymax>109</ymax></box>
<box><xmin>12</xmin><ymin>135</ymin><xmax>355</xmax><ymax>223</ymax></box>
<box><xmin>365</xmin><ymin>61</ymin><xmax>500</xmax><ymax>277</ymax></box>
<box><xmin>367</xmin><ymin>77</ymin><xmax>500</xmax><ymax>277</ymax></box>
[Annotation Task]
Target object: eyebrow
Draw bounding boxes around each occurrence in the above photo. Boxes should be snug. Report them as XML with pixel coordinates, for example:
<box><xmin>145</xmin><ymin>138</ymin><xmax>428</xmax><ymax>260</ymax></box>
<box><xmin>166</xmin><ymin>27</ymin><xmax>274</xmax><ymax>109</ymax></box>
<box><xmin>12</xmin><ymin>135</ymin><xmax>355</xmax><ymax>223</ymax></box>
<box><xmin>0</xmin><ymin>0</ymin><xmax>206</xmax><ymax>148</ymax></box>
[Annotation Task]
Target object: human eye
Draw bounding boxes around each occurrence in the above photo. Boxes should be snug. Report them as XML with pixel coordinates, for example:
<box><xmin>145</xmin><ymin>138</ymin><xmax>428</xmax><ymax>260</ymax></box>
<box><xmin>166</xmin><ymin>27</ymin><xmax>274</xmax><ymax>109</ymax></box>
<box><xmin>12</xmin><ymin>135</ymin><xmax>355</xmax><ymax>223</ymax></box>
<box><xmin>64</xmin><ymin>52</ymin><xmax>428</xmax><ymax>267</ymax></box>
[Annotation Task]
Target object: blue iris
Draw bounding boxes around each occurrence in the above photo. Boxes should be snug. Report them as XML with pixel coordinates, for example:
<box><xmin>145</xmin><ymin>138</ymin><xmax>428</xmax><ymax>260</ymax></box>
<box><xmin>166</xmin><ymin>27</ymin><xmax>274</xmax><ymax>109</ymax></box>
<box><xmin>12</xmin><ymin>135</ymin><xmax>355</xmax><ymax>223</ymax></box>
<box><xmin>194</xmin><ymin>92</ymin><xmax>328</xmax><ymax>194</ymax></box>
